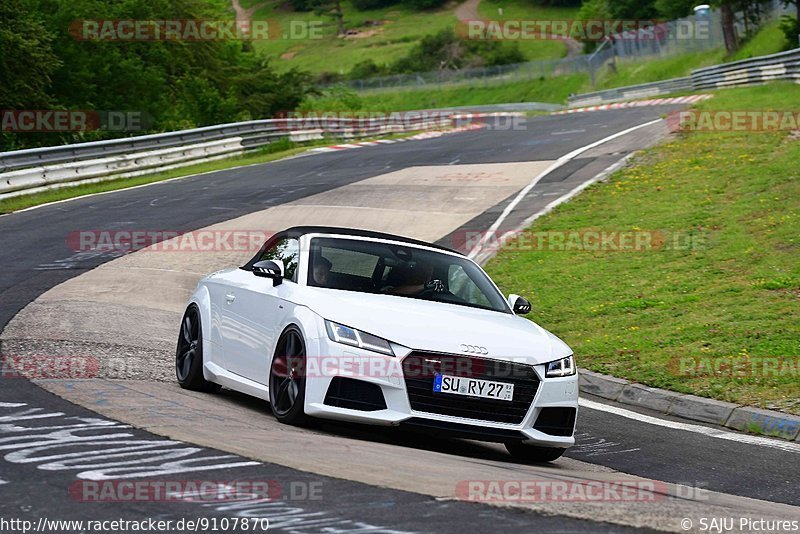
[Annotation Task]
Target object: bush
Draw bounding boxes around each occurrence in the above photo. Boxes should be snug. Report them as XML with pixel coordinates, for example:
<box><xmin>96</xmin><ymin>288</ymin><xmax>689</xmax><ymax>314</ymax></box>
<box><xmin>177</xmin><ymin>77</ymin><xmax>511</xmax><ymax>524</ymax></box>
<box><xmin>403</xmin><ymin>0</ymin><xmax>447</xmax><ymax>9</ymax></box>
<box><xmin>348</xmin><ymin>59</ymin><xmax>388</xmax><ymax>79</ymax></box>
<box><xmin>351</xmin><ymin>0</ymin><xmax>400</xmax><ymax>9</ymax></box>
<box><xmin>780</xmin><ymin>15</ymin><xmax>800</xmax><ymax>50</ymax></box>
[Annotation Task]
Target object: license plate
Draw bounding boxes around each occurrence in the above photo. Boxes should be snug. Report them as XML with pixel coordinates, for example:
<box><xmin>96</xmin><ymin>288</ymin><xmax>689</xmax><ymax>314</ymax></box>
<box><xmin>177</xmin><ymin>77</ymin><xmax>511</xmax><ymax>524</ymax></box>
<box><xmin>433</xmin><ymin>374</ymin><xmax>514</xmax><ymax>401</ymax></box>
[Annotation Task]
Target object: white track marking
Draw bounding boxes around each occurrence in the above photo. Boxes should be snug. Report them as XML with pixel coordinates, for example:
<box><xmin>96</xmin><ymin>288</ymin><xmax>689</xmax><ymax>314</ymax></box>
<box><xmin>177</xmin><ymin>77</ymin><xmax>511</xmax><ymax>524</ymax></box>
<box><xmin>468</xmin><ymin>118</ymin><xmax>662</xmax><ymax>258</ymax></box>
<box><xmin>0</xmin><ymin>478</ymin><xmax>7</xmax><ymax>485</ymax></box>
<box><xmin>0</xmin><ymin>403</ymin><xmax>27</xmax><ymax>408</ymax></box>
<box><xmin>472</xmin><ymin>153</ymin><xmax>636</xmax><ymax>264</ymax></box>
<box><xmin>580</xmin><ymin>398</ymin><xmax>800</xmax><ymax>454</ymax></box>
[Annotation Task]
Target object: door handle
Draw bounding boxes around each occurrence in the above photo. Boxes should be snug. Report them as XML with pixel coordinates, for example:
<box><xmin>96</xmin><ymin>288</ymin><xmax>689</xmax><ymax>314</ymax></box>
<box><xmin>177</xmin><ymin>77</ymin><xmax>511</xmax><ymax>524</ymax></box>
<box><xmin>225</xmin><ymin>293</ymin><xmax>236</xmax><ymax>303</ymax></box>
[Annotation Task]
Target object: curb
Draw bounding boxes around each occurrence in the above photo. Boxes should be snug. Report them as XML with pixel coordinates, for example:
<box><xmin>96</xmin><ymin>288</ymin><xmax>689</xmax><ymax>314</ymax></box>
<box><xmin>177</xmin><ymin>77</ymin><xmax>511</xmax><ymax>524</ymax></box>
<box><xmin>553</xmin><ymin>94</ymin><xmax>713</xmax><ymax>114</ymax></box>
<box><xmin>309</xmin><ymin>112</ymin><xmax>522</xmax><ymax>153</ymax></box>
<box><xmin>579</xmin><ymin>369</ymin><xmax>800</xmax><ymax>442</ymax></box>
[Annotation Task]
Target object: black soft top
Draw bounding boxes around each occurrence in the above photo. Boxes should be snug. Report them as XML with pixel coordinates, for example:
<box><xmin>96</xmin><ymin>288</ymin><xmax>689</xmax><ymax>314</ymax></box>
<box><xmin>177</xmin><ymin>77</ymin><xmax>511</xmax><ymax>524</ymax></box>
<box><xmin>243</xmin><ymin>226</ymin><xmax>460</xmax><ymax>270</ymax></box>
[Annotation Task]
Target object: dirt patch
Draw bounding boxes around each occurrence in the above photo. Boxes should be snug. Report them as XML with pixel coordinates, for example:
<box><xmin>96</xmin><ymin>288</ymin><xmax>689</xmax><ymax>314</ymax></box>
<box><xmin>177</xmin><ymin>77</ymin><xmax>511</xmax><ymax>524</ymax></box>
<box><xmin>341</xmin><ymin>28</ymin><xmax>384</xmax><ymax>39</ymax></box>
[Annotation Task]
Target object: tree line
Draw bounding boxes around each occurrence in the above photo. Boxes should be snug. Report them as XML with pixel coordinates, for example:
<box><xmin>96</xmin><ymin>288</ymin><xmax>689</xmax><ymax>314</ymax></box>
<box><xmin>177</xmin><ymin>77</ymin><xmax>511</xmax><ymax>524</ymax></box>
<box><xmin>1</xmin><ymin>0</ymin><xmax>317</xmax><ymax>150</ymax></box>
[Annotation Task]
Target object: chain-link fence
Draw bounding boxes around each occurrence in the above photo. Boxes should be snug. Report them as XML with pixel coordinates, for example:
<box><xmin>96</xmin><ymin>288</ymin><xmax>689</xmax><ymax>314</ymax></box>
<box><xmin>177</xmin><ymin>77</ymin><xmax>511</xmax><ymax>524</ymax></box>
<box><xmin>330</xmin><ymin>1</ymin><xmax>794</xmax><ymax>94</ymax></box>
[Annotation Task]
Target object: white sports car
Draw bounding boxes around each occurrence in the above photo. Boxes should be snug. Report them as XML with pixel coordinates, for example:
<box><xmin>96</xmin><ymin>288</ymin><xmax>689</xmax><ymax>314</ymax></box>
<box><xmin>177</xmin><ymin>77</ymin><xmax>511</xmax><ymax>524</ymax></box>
<box><xmin>176</xmin><ymin>226</ymin><xmax>578</xmax><ymax>462</ymax></box>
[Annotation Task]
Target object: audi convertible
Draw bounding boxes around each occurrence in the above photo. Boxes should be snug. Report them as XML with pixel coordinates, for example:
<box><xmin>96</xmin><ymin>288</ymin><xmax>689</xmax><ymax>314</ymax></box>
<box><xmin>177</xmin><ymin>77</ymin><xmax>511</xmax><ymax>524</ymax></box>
<box><xmin>175</xmin><ymin>226</ymin><xmax>578</xmax><ymax>462</ymax></box>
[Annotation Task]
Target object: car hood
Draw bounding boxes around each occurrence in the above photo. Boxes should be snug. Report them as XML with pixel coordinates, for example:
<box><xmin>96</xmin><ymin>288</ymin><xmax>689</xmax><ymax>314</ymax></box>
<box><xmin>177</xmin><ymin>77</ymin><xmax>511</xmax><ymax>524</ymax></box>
<box><xmin>298</xmin><ymin>288</ymin><xmax>572</xmax><ymax>365</ymax></box>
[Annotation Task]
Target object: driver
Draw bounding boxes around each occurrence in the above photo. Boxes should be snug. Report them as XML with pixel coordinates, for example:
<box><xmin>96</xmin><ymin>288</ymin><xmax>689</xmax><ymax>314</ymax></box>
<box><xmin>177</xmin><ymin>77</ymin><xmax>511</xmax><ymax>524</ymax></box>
<box><xmin>312</xmin><ymin>256</ymin><xmax>332</xmax><ymax>286</ymax></box>
<box><xmin>385</xmin><ymin>261</ymin><xmax>434</xmax><ymax>296</ymax></box>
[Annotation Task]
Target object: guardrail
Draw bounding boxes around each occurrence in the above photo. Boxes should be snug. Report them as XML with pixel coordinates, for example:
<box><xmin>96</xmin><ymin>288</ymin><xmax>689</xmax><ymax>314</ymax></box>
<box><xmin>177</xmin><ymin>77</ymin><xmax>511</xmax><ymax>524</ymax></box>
<box><xmin>691</xmin><ymin>47</ymin><xmax>800</xmax><ymax>90</ymax></box>
<box><xmin>0</xmin><ymin>112</ymin><xmax>507</xmax><ymax>200</ymax></box>
<box><xmin>568</xmin><ymin>47</ymin><xmax>800</xmax><ymax>107</ymax></box>
<box><xmin>567</xmin><ymin>77</ymin><xmax>694</xmax><ymax>108</ymax></box>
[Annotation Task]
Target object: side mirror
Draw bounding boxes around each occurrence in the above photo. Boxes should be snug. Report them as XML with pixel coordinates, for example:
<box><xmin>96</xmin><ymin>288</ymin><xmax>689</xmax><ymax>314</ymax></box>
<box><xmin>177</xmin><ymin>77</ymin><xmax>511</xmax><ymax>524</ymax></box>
<box><xmin>252</xmin><ymin>260</ymin><xmax>283</xmax><ymax>286</ymax></box>
<box><xmin>508</xmin><ymin>294</ymin><xmax>531</xmax><ymax>314</ymax></box>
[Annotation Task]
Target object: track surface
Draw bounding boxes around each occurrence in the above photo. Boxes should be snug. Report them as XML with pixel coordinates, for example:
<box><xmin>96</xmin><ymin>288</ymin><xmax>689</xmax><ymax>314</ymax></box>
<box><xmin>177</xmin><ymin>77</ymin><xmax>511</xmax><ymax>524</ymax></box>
<box><xmin>1</xmin><ymin>108</ymin><xmax>798</xmax><ymax>532</ymax></box>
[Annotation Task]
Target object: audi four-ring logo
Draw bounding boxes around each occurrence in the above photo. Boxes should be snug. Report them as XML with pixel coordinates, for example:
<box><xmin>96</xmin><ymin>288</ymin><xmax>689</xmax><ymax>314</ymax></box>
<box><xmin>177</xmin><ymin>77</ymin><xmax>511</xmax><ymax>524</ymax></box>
<box><xmin>460</xmin><ymin>344</ymin><xmax>488</xmax><ymax>355</ymax></box>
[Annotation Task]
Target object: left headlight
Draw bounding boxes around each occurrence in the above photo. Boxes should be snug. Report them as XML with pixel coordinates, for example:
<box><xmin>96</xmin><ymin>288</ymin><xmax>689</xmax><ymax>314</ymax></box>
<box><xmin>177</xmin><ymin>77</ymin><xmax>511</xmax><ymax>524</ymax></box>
<box><xmin>325</xmin><ymin>320</ymin><xmax>395</xmax><ymax>356</ymax></box>
<box><xmin>545</xmin><ymin>354</ymin><xmax>576</xmax><ymax>378</ymax></box>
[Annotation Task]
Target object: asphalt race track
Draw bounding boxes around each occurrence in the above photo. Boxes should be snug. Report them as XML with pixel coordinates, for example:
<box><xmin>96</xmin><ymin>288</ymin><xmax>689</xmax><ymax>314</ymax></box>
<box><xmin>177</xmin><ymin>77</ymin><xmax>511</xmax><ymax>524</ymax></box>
<box><xmin>1</xmin><ymin>107</ymin><xmax>798</xmax><ymax>533</ymax></box>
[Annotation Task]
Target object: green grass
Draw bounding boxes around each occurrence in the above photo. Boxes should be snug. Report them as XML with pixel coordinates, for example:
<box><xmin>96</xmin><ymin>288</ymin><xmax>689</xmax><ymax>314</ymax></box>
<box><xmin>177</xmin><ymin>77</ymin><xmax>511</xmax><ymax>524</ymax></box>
<box><xmin>251</xmin><ymin>0</ymin><xmax>572</xmax><ymax>75</ymax></box>
<box><xmin>0</xmin><ymin>131</ymin><xmax>421</xmax><ymax>214</ymax></box>
<box><xmin>485</xmin><ymin>82</ymin><xmax>800</xmax><ymax>414</ymax></box>
<box><xmin>252</xmin><ymin>1</ymin><xmax>456</xmax><ymax>74</ymax></box>
<box><xmin>302</xmin><ymin>74</ymin><xmax>587</xmax><ymax>111</ymax></box>
<box><xmin>592</xmin><ymin>49</ymin><xmax>726</xmax><ymax>90</ymax></box>
<box><xmin>726</xmin><ymin>20</ymin><xmax>789</xmax><ymax>62</ymax></box>
<box><xmin>477</xmin><ymin>0</ymin><xmax>579</xmax><ymax>60</ymax></box>
<box><xmin>310</xmin><ymin>13</ymin><xmax>789</xmax><ymax>108</ymax></box>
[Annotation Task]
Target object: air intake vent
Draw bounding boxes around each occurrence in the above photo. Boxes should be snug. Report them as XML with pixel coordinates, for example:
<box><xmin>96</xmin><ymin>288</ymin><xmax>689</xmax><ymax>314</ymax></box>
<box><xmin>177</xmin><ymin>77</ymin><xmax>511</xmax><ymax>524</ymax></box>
<box><xmin>324</xmin><ymin>377</ymin><xmax>387</xmax><ymax>411</ymax></box>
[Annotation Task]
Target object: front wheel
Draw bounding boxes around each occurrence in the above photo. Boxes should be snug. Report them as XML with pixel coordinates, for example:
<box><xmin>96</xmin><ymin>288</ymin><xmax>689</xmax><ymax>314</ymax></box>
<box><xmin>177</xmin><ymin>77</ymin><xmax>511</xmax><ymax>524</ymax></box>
<box><xmin>268</xmin><ymin>327</ymin><xmax>310</xmax><ymax>426</ymax></box>
<box><xmin>175</xmin><ymin>305</ymin><xmax>220</xmax><ymax>393</ymax></box>
<box><xmin>505</xmin><ymin>441</ymin><xmax>566</xmax><ymax>463</ymax></box>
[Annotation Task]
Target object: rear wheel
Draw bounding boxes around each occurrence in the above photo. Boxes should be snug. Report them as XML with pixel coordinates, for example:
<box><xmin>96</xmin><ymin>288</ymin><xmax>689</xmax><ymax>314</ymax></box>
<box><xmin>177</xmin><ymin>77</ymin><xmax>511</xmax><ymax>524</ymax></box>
<box><xmin>268</xmin><ymin>327</ymin><xmax>310</xmax><ymax>426</ymax></box>
<box><xmin>175</xmin><ymin>305</ymin><xmax>220</xmax><ymax>393</ymax></box>
<box><xmin>505</xmin><ymin>441</ymin><xmax>566</xmax><ymax>463</ymax></box>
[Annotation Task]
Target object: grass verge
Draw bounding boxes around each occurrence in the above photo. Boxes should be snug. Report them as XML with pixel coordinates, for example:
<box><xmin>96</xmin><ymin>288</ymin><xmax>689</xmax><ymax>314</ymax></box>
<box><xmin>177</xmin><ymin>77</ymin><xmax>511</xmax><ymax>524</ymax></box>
<box><xmin>303</xmin><ymin>74</ymin><xmax>588</xmax><ymax>112</ymax></box>
<box><xmin>485</xmin><ymin>82</ymin><xmax>800</xmax><ymax>414</ymax></box>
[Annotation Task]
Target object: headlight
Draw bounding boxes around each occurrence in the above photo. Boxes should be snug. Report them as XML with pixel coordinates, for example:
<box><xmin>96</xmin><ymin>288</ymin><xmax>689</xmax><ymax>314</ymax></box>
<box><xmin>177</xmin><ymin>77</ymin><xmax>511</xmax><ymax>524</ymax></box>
<box><xmin>325</xmin><ymin>320</ymin><xmax>394</xmax><ymax>356</ymax></box>
<box><xmin>545</xmin><ymin>355</ymin><xmax>576</xmax><ymax>378</ymax></box>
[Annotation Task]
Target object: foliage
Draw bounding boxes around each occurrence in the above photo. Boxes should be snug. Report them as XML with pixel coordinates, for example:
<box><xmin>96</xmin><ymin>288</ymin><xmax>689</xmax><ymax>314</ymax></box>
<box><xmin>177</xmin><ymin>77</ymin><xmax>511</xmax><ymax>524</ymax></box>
<box><xmin>403</xmin><ymin>0</ymin><xmax>447</xmax><ymax>9</ymax></box>
<box><xmin>364</xmin><ymin>28</ymin><xmax>525</xmax><ymax>76</ymax></box>
<box><xmin>0</xmin><ymin>0</ymin><xmax>317</xmax><ymax>150</ymax></box>
<box><xmin>779</xmin><ymin>14</ymin><xmax>800</xmax><ymax>48</ymax></box>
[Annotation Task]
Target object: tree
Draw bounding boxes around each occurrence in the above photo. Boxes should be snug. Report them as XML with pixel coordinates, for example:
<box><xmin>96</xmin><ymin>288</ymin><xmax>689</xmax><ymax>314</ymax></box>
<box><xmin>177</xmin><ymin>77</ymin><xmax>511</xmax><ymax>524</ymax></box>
<box><xmin>0</xmin><ymin>0</ymin><xmax>60</xmax><ymax>110</ymax></box>
<box><xmin>310</xmin><ymin>0</ymin><xmax>345</xmax><ymax>35</ymax></box>
<box><xmin>654</xmin><ymin>0</ymin><xmax>697</xmax><ymax>19</ymax></box>
<box><xmin>1</xmin><ymin>0</ymin><xmax>319</xmax><ymax>149</ymax></box>
<box><xmin>714</xmin><ymin>1</ymin><xmax>739</xmax><ymax>52</ymax></box>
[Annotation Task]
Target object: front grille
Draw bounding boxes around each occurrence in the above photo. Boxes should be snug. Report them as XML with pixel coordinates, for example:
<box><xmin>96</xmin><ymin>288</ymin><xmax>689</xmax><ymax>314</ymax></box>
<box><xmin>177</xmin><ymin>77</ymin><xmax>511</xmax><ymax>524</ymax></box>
<box><xmin>402</xmin><ymin>352</ymin><xmax>539</xmax><ymax>424</ymax></box>
<box><xmin>533</xmin><ymin>407</ymin><xmax>577</xmax><ymax>436</ymax></box>
<box><xmin>324</xmin><ymin>377</ymin><xmax>387</xmax><ymax>411</ymax></box>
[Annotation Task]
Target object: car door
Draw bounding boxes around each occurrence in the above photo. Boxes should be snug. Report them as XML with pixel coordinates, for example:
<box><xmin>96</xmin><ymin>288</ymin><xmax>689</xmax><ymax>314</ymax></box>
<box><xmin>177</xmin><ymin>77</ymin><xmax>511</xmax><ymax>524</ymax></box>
<box><xmin>220</xmin><ymin>237</ymin><xmax>300</xmax><ymax>384</ymax></box>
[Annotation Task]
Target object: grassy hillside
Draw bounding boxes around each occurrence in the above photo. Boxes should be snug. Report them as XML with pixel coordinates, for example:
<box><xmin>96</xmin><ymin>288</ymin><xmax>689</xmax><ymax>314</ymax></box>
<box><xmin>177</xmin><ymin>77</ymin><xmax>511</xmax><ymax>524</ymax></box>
<box><xmin>251</xmin><ymin>0</ymin><xmax>576</xmax><ymax>74</ymax></box>
<box><xmin>485</xmin><ymin>83</ymin><xmax>800</xmax><ymax>413</ymax></box>
<box><xmin>296</xmin><ymin>12</ymin><xmax>792</xmax><ymax>110</ymax></box>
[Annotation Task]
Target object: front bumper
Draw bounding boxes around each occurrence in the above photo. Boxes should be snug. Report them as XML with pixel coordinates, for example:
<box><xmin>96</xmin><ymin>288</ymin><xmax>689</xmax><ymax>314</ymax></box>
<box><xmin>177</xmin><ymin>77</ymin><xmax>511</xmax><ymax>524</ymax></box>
<box><xmin>303</xmin><ymin>335</ymin><xmax>579</xmax><ymax>447</ymax></box>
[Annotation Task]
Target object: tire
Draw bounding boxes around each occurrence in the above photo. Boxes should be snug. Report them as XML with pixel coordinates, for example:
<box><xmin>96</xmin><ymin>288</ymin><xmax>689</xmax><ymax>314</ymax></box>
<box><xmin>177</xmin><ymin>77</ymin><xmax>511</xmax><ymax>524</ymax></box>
<box><xmin>268</xmin><ymin>326</ymin><xmax>310</xmax><ymax>426</ymax></box>
<box><xmin>175</xmin><ymin>305</ymin><xmax>220</xmax><ymax>393</ymax></box>
<box><xmin>505</xmin><ymin>441</ymin><xmax>566</xmax><ymax>463</ymax></box>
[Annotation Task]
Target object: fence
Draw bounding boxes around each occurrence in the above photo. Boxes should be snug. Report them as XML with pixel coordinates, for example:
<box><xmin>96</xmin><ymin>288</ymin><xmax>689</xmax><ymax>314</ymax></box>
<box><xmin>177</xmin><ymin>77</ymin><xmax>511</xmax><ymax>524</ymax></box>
<box><xmin>333</xmin><ymin>1</ymin><xmax>792</xmax><ymax>93</ymax></box>
<box><xmin>568</xmin><ymin>47</ymin><xmax>800</xmax><ymax>106</ymax></box>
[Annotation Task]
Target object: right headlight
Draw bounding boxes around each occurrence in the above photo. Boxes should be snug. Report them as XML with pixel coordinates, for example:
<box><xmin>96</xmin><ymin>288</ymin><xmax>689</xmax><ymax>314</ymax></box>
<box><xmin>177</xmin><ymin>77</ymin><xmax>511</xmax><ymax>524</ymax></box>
<box><xmin>545</xmin><ymin>354</ymin><xmax>576</xmax><ymax>378</ymax></box>
<box><xmin>324</xmin><ymin>320</ymin><xmax>395</xmax><ymax>356</ymax></box>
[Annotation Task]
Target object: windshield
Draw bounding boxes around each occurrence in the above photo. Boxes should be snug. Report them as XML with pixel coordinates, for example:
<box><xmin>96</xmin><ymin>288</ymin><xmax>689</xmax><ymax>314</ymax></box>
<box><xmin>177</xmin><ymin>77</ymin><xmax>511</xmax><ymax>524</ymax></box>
<box><xmin>307</xmin><ymin>237</ymin><xmax>510</xmax><ymax>313</ymax></box>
